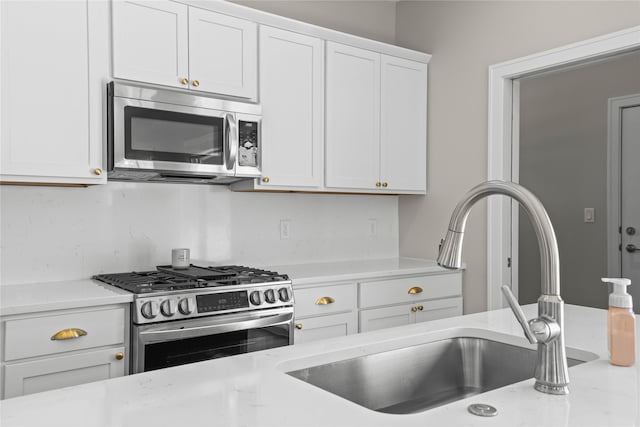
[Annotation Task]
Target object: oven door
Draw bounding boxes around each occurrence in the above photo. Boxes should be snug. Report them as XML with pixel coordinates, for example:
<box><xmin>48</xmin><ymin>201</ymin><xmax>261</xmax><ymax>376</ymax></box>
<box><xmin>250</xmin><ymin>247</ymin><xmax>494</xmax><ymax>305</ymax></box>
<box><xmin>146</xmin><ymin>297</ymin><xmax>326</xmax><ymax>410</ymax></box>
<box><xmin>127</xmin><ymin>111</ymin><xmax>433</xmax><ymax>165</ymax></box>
<box><xmin>131</xmin><ymin>307</ymin><xmax>293</xmax><ymax>374</ymax></box>
<box><xmin>111</xmin><ymin>96</ymin><xmax>238</xmax><ymax>176</ymax></box>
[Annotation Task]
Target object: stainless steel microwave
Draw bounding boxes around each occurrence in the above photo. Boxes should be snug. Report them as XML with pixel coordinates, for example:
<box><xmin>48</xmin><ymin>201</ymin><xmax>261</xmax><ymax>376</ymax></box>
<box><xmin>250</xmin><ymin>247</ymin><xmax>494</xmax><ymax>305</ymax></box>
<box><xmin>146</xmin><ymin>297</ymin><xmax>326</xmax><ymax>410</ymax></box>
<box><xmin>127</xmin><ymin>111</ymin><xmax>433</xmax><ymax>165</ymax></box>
<box><xmin>107</xmin><ymin>82</ymin><xmax>262</xmax><ymax>184</ymax></box>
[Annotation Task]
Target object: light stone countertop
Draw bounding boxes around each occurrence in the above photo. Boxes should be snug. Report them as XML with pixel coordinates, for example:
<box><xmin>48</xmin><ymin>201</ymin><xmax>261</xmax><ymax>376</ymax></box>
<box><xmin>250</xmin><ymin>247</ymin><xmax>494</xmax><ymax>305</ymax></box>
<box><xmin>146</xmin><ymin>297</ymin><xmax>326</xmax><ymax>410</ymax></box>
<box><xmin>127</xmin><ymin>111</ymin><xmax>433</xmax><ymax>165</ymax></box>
<box><xmin>264</xmin><ymin>257</ymin><xmax>460</xmax><ymax>286</ymax></box>
<box><xmin>0</xmin><ymin>280</ymin><xmax>133</xmax><ymax>316</ymax></box>
<box><xmin>1</xmin><ymin>303</ymin><xmax>638</xmax><ymax>426</ymax></box>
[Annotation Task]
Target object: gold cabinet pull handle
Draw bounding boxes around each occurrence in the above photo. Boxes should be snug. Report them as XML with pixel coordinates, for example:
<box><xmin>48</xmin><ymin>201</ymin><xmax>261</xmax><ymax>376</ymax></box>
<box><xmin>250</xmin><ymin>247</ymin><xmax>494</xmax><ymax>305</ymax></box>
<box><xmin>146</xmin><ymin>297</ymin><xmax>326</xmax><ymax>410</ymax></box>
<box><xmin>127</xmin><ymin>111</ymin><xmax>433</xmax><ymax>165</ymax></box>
<box><xmin>411</xmin><ymin>306</ymin><xmax>418</xmax><ymax>313</ymax></box>
<box><xmin>295</xmin><ymin>323</ymin><xmax>303</xmax><ymax>330</ymax></box>
<box><xmin>315</xmin><ymin>296</ymin><xmax>335</xmax><ymax>305</ymax></box>
<box><xmin>94</xmin><ymin>168</ymin><xmax>102</xmax><ymax>176</ymax></box>
<box><xmin>408</xmin><ymin>287</ymin><xmax>423</xmax><ymax>295</ymax></box>
<box><xmin>418</xmin><ymin>305</ymin><xmax>424</xmax><ymax>311</ymax></box>
<box><xmin>115</xmin><ymin>352</ymin><xmax>124</xmax><ymax>360</ymax></box>
<box><xmin>375</xmin><ymin>182</ymin><xmax>382</xmax><ymax>188</ymax></box>
<box><xmin>51</xmin><ymin>328</ymin><xmax>87</xmax><ymax>341</ymax></box>
<box><xmin>382</xmin><ymin>182</ymin><xmax>388</xmax><ymax>188</ymax></box>
<box><xmin>192</xmin><ymin>80</ymin><xmax>200</xmax><ymax>87</ymax></box>
<box><xmin>180</xmin><ymin>78</ymin><xmax>188</xmax><ymax>85</ymax></box>
<box><xmin>262</xmin><ymin>177</ymin><xmax>270</xmax><ymax>183</ymax></box>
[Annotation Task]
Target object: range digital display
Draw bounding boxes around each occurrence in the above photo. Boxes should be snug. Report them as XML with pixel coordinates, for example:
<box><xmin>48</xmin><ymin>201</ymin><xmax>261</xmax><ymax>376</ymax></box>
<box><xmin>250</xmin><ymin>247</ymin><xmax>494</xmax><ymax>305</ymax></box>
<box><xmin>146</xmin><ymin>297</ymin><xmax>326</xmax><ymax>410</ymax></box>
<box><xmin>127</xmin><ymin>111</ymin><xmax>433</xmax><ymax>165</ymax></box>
<box><xmin>196</xmin><ymin>291</ymin><xmax>249</xmax><ymax>313</ymax></box>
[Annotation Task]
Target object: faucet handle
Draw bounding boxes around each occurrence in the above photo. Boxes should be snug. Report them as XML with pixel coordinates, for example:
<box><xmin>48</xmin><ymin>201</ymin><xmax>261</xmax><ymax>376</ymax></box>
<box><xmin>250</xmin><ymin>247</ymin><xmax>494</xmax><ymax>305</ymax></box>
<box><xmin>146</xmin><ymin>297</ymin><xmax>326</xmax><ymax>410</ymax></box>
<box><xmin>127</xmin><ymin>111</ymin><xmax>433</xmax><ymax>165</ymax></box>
<box><xmin>501</xmin><ymin>285</ymin><xmax>538</xmax><ymax>344</ymax></box>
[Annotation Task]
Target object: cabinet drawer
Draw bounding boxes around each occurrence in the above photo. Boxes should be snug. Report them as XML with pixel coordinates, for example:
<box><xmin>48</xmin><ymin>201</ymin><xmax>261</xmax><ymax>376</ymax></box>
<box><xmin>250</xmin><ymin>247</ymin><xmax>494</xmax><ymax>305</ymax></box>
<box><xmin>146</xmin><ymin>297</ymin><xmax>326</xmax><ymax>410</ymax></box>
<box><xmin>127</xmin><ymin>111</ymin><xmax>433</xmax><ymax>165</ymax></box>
<box><xmin>359</xmin><ymin>273</ymin><xmax>461</xmax><ymax>308</ymax></box>
<box><xmin>4</xmin><ymin>308</ymin><xmax>125</xmax><ymax>361</ymax></box>
<box><xmin>294</xmin><ymin>312</ymin><xmax>357</xmax><ymax>345</ymax></box>
<box><xmin>4</xmin><ymin>346</ymin><xmax>126</xmax><ymax>398</ymax></box>
<box><xmin>294</xmin><ymin>283</ymin><xmax>356</xmax><ymax>318</ymax></box>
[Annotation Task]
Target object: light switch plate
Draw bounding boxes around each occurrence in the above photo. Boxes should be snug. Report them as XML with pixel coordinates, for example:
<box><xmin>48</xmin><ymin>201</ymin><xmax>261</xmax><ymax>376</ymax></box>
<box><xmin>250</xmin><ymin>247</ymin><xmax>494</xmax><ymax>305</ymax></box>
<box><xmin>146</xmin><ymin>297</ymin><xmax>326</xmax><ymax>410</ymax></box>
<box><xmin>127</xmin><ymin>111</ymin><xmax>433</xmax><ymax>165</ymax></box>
<box><xmin>584</xmin><ymin>208</ymin><xmax>595</xmax><ymax>223</ymax></box>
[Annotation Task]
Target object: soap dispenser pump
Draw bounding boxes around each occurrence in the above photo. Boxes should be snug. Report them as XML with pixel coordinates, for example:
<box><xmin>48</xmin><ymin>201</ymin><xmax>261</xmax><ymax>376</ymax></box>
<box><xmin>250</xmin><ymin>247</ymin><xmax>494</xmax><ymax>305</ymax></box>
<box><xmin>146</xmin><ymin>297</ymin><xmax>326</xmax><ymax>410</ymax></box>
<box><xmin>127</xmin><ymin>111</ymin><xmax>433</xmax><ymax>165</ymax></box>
<box><xmin>601</xmin><ymin>278</ymin><xmax>636</xmax><ymax>366</ymax></box>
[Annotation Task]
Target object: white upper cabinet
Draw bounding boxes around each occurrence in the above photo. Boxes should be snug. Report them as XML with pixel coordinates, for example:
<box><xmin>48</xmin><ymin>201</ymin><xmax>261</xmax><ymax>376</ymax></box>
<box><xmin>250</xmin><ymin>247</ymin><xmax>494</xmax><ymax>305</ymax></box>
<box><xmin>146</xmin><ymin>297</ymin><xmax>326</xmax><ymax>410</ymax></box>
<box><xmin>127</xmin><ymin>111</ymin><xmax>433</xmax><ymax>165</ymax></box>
<box><xmin>325</xmin><ymin>42</ymin><xmax>427</xmax><ymax>194</ymax></box>
<box><xmin>257</xmin><ymin>26</ymin><xmax>324</xmax><ymax>188</ymax></box>
<box><xmin>188</xmin><ymin>8</ymin><xmax>257</xmax><ymax>99</ymax></box>
<box><xmin>0</xmin><ymin>0</ymin><xmax>108</xmax><ymax>185</ymax></box>
<box><xmin>112</xmin><ymin>0</ymin><xmax>257</xmax><ymax>100</ymax></box>
<box><xmin>112</xmin><ymin>1</ymin><xmax>189</xmax><ymax>89</ymax></box>
<box><xmin>380</xmin><ymin>55</ymin><xmax>427</xmax><ymax>193</ymax></box>
<box><xmin>325</xmin><ymin>42</ymin><xmax>381</xmax><ymax>190</ymax></box>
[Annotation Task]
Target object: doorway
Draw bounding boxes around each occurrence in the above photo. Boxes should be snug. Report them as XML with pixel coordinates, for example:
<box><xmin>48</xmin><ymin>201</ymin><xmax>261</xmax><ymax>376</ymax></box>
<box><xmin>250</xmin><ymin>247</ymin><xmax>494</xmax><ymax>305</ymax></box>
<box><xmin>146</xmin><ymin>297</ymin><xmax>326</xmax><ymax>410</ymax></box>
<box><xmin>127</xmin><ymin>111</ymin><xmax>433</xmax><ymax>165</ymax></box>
<box><xmin>486</xmin><ymin>26</ymin><xmax>640</xmax><ymax>311</ymax></box>
<box><xmin>516</xmin><ymin>56</ymin><xmax>640</xmax><ymax>310</ymax></box>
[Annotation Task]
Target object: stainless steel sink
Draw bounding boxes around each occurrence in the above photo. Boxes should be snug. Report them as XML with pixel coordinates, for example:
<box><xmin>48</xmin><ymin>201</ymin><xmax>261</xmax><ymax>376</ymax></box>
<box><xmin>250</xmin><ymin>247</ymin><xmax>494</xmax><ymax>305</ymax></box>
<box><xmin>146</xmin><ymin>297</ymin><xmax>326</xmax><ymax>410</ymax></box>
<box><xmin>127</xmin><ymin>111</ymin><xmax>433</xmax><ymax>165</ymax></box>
<box><xmin>286</xmin><ymin>337</ymin><xmax>590</xmax><ymax>414</ymax></box>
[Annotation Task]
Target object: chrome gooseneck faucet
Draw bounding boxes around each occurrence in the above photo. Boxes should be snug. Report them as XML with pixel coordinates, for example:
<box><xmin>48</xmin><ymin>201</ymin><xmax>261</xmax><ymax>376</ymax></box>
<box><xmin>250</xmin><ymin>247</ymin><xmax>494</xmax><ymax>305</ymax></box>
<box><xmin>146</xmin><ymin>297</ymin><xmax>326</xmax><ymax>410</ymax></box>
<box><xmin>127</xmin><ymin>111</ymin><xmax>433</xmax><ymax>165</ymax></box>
<box><xmin>437</xmin><ymin>180</ymin><xmax>570</xmax><ymax>395</ymax></box>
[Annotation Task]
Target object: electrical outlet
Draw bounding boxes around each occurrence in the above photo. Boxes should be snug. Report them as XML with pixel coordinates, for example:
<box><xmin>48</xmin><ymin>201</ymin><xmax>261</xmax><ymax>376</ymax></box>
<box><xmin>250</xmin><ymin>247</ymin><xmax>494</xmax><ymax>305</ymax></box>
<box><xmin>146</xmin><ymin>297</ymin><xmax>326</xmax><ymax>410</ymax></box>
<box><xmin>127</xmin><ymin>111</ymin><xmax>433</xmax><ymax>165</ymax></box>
<box><xmin>584</xmin><ymin>208</ymin><xmax>595</xmax><ymax>223</ymax></box>
<box><xmin>368</xmin><ymin>218</ymin><xmax>377</xmax><ymax>237</ymax></box>
<box><xmin>280</xmin><ymin>220</ymin><xmax>291</xmax><ymax>239</ymax></box>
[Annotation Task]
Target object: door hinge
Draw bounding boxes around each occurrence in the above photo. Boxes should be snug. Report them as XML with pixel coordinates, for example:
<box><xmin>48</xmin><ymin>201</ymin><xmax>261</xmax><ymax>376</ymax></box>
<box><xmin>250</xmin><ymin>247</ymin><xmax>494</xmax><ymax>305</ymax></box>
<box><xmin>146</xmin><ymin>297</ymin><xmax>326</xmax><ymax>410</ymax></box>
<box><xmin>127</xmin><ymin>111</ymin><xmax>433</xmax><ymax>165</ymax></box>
<box><xmin>507</xmin><ymin>257</ymin><xmax>512</xmax><ymax>268</ymax></box>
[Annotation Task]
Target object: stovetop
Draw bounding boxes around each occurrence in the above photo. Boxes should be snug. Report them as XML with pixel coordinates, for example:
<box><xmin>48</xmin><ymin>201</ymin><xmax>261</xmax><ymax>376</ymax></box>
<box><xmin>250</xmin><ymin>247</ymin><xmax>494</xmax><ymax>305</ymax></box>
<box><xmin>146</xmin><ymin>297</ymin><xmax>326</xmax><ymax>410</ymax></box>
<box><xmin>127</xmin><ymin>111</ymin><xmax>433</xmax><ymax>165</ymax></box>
<box><xmin>93</xmin><ymin>265</ymin><xmax>290</xmax><ymax>294</ymax></box>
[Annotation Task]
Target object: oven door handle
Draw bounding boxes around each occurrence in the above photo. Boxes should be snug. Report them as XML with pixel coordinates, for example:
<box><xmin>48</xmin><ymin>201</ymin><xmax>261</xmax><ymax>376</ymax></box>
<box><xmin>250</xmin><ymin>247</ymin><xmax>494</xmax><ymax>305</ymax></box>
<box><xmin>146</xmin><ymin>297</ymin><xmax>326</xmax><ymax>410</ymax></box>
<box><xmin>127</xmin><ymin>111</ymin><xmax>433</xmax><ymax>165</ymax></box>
<box><xmin>138</xmin><ymin>310</ymin><xmax>293</xmax><ymax>343</ymax></box>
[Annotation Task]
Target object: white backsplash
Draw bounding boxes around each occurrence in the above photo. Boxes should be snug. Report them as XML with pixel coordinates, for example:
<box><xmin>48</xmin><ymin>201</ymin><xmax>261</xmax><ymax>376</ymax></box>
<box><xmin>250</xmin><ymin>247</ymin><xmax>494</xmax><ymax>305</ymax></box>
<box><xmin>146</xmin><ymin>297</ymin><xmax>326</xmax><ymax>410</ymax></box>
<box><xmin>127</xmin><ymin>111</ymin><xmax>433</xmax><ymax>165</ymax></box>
<box><xmin>0</xmin><ymin>182</ymin><xmax>399</xmax><ymax>285</ymax></box>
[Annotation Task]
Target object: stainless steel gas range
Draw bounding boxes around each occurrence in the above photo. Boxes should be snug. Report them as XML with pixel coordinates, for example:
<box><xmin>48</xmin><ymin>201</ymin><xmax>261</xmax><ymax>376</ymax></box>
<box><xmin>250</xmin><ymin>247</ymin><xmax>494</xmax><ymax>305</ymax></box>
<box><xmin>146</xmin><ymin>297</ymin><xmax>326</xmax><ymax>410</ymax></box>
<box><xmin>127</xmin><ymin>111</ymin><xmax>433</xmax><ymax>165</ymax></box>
<box><xmin>93</xmin><ymin>265</ymin><xmax>293</xmax><ymax>374</ymax></box>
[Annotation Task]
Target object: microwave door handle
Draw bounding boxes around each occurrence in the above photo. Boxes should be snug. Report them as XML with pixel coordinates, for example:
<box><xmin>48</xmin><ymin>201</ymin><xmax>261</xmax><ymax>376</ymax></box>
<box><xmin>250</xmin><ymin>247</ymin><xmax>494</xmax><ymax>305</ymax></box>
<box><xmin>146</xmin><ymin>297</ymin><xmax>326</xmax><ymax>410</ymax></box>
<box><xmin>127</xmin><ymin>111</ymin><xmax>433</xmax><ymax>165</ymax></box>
<box><xmin>225</xmin><ymin>113</ymin><xmax>238</xmax><ymax>170</ymax></box>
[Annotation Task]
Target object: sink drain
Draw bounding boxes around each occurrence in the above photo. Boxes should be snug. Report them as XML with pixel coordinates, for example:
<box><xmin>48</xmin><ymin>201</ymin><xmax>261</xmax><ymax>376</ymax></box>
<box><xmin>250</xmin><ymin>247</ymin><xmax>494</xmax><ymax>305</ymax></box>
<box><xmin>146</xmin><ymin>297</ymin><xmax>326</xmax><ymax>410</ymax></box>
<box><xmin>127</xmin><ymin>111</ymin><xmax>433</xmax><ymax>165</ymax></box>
<box><xmin>468</xmin><ymin>403</ymin><xmax>498</xmax><ymax>417</ymax></box>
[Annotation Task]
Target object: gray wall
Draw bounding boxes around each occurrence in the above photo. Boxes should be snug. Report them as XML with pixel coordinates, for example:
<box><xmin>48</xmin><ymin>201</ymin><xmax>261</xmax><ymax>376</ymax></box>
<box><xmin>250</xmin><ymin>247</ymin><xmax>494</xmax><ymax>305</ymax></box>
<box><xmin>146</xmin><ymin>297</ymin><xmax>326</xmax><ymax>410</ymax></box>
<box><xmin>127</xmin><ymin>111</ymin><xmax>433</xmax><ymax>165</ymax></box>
<box><xmin>233</xmin><ymin>1</ymin><xmax>396</xmax><ymax>44</ymax></box>
<box><xmin>395</xmin><ymin>1</ymin><xmax>640</xmax><ymax>313</ymax></box>
<box><xmin>518</xmin><ymin>52</ymin><xmax>640</xmax><ymax>308</ymax></box>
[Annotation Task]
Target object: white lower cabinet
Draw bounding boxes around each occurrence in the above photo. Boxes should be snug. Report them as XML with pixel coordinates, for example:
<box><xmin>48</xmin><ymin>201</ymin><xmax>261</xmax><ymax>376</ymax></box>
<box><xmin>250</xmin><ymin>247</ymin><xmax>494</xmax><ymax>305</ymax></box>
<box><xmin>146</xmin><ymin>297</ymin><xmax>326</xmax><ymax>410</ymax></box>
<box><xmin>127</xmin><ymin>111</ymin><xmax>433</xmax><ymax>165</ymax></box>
<box><xmin>4</xmin><ymin>346</ymin><xmax>125</xmax><ymax>399</ymax></box>
<box><xmin>359</xmin><ymin>297</ymin><xmax>463</xmax><ymax>333</ymax></box>
<box><xmin>294</xmin><ymin>312</ymin><xmax>358</xmax><ymax>344</ymax></box>
<box><xmin>1</xmin><ymin>305</ymin><xmax>129</xmax><ymax>399</ymax></box>
<box><xmin>292</xmin><ymin>271</ymin><xmax>463</xmax><ymax>343</ymax></box>
<box><xmin>292</xmin><ymin>282</ymin><xmax>357</xmax><ymax>344</ymax></box>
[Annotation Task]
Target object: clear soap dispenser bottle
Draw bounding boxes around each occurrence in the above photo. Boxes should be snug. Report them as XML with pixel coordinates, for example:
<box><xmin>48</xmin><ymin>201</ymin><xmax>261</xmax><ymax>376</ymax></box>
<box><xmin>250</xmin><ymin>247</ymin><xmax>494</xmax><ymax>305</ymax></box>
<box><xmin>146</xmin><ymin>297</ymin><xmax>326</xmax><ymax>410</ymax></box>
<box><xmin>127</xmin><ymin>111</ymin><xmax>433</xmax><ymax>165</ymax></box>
<box><xmin>601</xmin><ymin>278</ymin><xmax>636</xmax><ymax>366</ymax></box>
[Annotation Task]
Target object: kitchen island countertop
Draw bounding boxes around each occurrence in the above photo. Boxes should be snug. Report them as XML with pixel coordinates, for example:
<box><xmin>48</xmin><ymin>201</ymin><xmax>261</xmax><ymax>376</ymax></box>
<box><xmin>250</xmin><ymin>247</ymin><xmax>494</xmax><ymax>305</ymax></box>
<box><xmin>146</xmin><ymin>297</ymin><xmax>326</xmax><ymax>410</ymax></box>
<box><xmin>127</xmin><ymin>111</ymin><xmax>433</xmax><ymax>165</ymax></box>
<box><xmin>1</xmin><ymin>303</ymin><xmax>638</xmax><ymax>426</ymax></box>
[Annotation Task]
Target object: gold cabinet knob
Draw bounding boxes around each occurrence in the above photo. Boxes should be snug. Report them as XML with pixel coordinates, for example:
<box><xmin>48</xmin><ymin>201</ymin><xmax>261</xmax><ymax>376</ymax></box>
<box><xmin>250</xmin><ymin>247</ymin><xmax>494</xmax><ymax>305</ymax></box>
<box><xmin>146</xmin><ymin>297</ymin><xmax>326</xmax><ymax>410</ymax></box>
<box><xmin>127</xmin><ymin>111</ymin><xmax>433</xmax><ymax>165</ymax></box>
<box><xmin>408</xmin><ymin>286</ymin><xmax>423</xmax><ymax>295</ymax></box>
<box><xmin>315</xmin><ymin>296</ymin><xmax>335</xmax><ymax>305</ymax></box>
<box><xmin>192</xmin><ymin>80</ymin><xmax>200</xmax><ymax>87</ymax></box>
<box><xmin>94</xmin><ymin>168</ymin><xmax>102</xmax><ymax>176</ymax></box>
<box><xmin>51</xmin><ymin>328</ymin><xmax>87</xmax><ymax>341</ymax></box>
<box><xmin>417</xmin><ymin>305</ymin><xmax>424</xmax><ymax>311</ymax></box>
<box><xmin>411</xmin><ymin>306</ymin><xmax>418</xmax><ymax>313</ymax></box>
<box><xmin>382</xmin><ymin>182</ymin><xmax>388</xmax><ymax>188</ymax></box>
<box><xmin>180</xmin><ymin>78</ymin><xmax>188</xmax><ymax>85</ymax></box>
<box><xmin>115</xmin><ymin>352</ymin><xmax>124</xmax><ymax>360</ymax></box>
<box><xmin>295</xmin><ymin>323</ymin><xmax>303</xmax><ymax>330</ymax></box>
<box><xmin>375</xmin><ymin>182</ymin><xmax>382</xmax><ymax>188</ymax></box>
<box><xmin>262</xmin><ymin>177</ymin><xmax>270</xmax><ymax>183</ymax></box>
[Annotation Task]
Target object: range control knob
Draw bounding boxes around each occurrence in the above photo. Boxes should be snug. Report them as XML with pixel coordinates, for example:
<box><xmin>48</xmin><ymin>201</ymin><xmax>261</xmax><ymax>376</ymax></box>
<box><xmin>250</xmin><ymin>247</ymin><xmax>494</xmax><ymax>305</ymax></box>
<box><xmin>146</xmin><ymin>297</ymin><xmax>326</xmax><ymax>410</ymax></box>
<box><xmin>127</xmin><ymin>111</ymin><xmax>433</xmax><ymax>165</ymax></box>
<box><xmin>249</xmin><ymin>291</ymin><xmax>262</xmax><ymax>306</ymax></box>
<box><xmin>278</xmin><ymin>288</ymin><xmax>291</xmax><ymax>302</ymax></box>
<box><xmin>141</xmin><ymin>301</ymin><xmax>159</xmax><ymax>319</ymax></box>
<box><xmin>178</xmin><ymin>298</ymin><xmax>195</xmax><ymax>315</ymax></box>
<box><xmin>161</xmin><ymin>299</ymin><xmax>177</xmax><ymax>317</ymax></box>
<box><xmin>264</xmin><ymin>289</ymin><xmax>276</xmax><ymax>304</ymax></box>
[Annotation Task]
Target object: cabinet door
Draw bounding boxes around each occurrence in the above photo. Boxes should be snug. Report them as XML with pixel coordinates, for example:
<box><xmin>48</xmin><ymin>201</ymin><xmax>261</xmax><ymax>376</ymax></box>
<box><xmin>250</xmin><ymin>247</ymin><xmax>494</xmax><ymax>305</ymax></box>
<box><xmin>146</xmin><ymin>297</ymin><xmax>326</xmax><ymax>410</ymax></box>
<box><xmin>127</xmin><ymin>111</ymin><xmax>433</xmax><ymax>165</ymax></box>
<box><xmin>359</xmin><ymin>304</ymin><xmax>414</xmax><ymax>333</ymax></box>
<box><xmin>294</xmin><ymin>312</ymin><xmax>357</xmax><ymax>345</ymax></box>
<box><xmin>4</xmin><ymin>347</ymin><xmax>125</xmax><ymax>399</ymax></box>
<box><xmin>188</xmin><ymin>7</ymin><xmax>257</xmax><ymax>100</ymax></box>
<box><xmin>0</xmin><ymin>0</ymin><xmax>107</xmax><ymax>184</ymax></box>
<box><xmin>414</xmin><ymin>297</ymin><xmax>463</xmax><ymax>324</ymax></box>
<box><xmin>112</xmin><ymin>0</ymin><xmax>189</xmax><ymax>89</ymax></box>
<box><xmin>380</xmin><ymin>55</ymin><xmax>428</xmax><ymax>193</ymax></box>
<box><xmin>325</xmin><ymin>42</ymin><xmax>380</xmax><ymax>190</ymax></box>
<box><xmin>258</xmin><ymin>26</ymin><xmax>323</xmax><ymax>188</ymax></box>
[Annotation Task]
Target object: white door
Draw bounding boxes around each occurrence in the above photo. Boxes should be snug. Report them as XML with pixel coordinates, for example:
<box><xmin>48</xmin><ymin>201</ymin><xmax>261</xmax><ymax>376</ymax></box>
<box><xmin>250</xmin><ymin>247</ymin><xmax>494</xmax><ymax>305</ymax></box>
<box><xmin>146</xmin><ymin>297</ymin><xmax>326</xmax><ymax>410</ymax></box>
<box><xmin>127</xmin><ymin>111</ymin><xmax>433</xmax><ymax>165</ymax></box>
<box><xmin>380</xmin><ymin>55</ymin><xmax>428</xmax><ymax>192</ymax></box>
<box><xmin>112</xmin><ymin>0</ymin><xmax>189</xmax><ymax>89</ymax></box>
<box><xmin>258</xmin><ymin>26</ymin><xmax>323</xmax><ymax>188</ymax></box>
<box><xmin>621</xmin><ymin>104</ymin><xmax>640</xmax><ymax>312</ymax></box>
<box><xmin>188</xmin><ymin>7</ymin><xmax>257</xmax><ymax>100</ymax></box>
<box><xmin>0</xmin><ymin>0</ymin><xmax>107</xmax><ymax>183</ymax></box>
<box><xmin>325</xmin><ymin>42</ymin><xmax>381</xmax><ymax>190</ymax></box>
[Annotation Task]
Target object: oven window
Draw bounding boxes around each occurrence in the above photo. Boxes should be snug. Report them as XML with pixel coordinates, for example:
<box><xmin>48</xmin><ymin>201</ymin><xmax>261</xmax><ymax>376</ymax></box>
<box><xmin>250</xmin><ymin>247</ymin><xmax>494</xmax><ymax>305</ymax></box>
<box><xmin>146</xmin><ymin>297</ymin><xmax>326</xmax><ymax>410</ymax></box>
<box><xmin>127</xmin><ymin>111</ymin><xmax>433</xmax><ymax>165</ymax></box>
<box><xmin>143</xmin><ymin>324</ymin><xmax>290</xmax><ymax>372</ymax></box>
<box><xmin>124</xmin><ymin>106</ymin><xmax>224</xmax><ymax>165</ymax></box>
